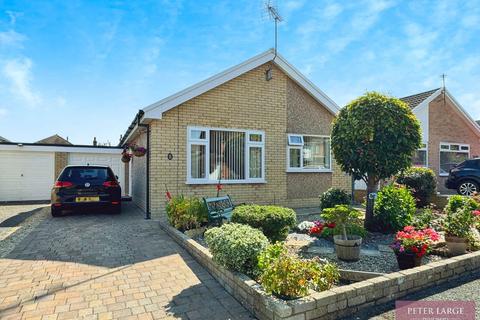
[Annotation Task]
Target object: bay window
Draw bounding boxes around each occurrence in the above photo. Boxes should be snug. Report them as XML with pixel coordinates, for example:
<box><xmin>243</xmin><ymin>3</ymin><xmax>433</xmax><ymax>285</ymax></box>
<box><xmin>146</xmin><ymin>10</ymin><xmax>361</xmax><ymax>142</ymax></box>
<box><xmin>187</xmin><ymin>127</ymin><xmax>265</xmax><ymax>183</ymax></box>
<box><xmin>439</xmin><ymin>143</ymin><xmax>470</xmax><ymax>175</ymax></box>
<box><xmin>287</xmin><ymin>134</ymin><xmax>331</xmax><ymax>172</ymax></box>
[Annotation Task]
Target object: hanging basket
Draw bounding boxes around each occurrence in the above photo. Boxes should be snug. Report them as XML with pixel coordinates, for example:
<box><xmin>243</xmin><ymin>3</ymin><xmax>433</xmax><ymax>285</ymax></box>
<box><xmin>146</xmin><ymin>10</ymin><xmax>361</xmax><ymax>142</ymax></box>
<box><xmin>121</xmin><ymin>154</ymin><xmax>131</xmax><ymax>163</ymax></box>
<box><xmin>133</xmin><ymin>149</ymin><xmax>146</xmax><ymax>157</ymax></box>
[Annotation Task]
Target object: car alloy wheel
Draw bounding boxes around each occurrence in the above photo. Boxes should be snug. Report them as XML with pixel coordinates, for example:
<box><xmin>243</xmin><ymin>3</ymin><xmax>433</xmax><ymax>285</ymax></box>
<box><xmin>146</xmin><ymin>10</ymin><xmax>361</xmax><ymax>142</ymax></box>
<box><xmin>459</xmin><ymin>181</ymin><xmax>478</xmax><ymax>196</ymax></box>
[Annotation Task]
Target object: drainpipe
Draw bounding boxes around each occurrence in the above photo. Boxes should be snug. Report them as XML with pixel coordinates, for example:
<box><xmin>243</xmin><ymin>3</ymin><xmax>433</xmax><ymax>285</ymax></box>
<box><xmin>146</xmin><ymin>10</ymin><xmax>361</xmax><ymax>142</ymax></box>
<box><xmin>137</xmin><ymin>112</ymin><xmax>151</xmax><ymax>220</ymax></box>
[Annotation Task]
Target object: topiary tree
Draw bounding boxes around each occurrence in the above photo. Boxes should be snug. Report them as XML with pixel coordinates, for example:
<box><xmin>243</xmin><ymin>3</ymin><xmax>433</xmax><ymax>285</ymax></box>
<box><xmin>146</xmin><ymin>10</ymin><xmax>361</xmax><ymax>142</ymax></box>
<box><xmin>331</xmin><ymin>92</ymin><xmax>421</xmax><ymax>230</ymax></box>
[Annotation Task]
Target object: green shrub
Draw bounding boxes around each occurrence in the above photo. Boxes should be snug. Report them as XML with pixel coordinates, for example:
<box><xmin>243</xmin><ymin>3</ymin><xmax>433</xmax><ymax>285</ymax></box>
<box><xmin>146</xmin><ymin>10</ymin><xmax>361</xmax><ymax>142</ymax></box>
<box><xmin>321</xmin><ymin>205</ymin><xmax>363</xmax><ymax>239</ymax></box>
<box><xmin>412</xmin><ymin>207</ymin><xmax>435</xmax><ymax>229</ymax></box>
<box><xmin>445</xmin><ymin>195</ymin><xmax>479</xmax><ymax>215</ymax></box>
<box><xmin>396</xmin><ymin>167</ymin><xmax>436</xmax><ymax>207</ymax></box>
<box><xmin>374</xmin><ymin>184</ymin><xmax>415</xmax><ymax>232</ymax></box>
<box><xmin>231</xmin><ymin>205</ymin><xmax>297</xmax><ymax>242</ymax></box>
<box><xmin>258</xmin><ymin>243</ymin><xmax>339</xmax><ymax>299</ymax></box>
<box><xmin>444</xmin><ymin>205</ymin><xmax>478</xmax><ymax>238</ymax></box>
<box><xmin>321</xmin><ymin>223</ymin><xmax>367</xmax><ymax>238</ymax></box>
<box><xmin>319</xmin><ymin>188</ymin><xmax>351</xmax><ymax>210</ymax></box>
<box><xmin>166</xmin><ymin>195</ymin><xmax>208</xmax><ymax>231</ymax></box>
<box><xmin>204</xmin><ymin>223</ymin><xmax>269</xmax><ymax>277</ymax></box>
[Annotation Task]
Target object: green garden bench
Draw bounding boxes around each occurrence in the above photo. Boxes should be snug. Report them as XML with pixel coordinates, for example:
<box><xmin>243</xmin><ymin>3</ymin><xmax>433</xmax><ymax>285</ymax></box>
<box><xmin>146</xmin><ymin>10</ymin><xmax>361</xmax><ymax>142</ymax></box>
<box><xmin>203</xmin><ymin>195</ymin><xmax>235</xmax><ymax>224</ymax></box>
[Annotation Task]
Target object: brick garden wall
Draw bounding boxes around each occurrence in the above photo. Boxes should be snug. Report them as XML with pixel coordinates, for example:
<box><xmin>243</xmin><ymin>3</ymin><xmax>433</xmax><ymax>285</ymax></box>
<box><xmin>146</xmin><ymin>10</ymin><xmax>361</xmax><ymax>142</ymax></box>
<box><xmin>161</xmin><ymin>221</ymin><xmax>480</xmax><ymax>320</ymax></box>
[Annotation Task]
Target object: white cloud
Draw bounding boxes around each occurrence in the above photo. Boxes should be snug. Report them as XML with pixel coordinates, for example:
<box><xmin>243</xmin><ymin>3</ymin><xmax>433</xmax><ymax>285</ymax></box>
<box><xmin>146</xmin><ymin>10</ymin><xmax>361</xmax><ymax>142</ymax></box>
<box><xmin>0</xmin><ymin>30</ymin><xmax>26</xmax><ymax>47</ymax></box>
<box><xmin>2</xmin><ymin>58</ymin><xmax>42</xmax><ymax>107</ymax></box>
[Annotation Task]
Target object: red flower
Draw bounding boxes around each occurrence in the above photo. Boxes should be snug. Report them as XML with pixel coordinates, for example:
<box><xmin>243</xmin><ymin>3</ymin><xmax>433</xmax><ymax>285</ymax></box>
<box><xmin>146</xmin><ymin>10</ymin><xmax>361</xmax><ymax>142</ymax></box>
<box><xmin>473</xmin><ymin>210</ymin><xmax>480</xmax><ymax>217</ymax></box>
<box><xmin>166</xmin><ymin>191</ymin><xmax>172</xmax><ymax>201</ymax></box>
<box><xmin>216</xmin><ymin>183</ymin><xmax>223</xmax><ymax>192</ymax></box>
<box><xmin>326</xmin><ymin>222</ymin><xmax>336</xmax><ymax>229</ymax></box>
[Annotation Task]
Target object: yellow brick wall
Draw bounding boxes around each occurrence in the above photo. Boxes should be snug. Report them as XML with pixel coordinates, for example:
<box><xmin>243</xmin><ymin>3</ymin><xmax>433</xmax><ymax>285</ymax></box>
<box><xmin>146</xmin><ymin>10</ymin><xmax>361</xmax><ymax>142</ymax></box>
<box><xmin>54</xmin><ymin>152</ymin><xmax>68</xmax><ymax>180</ymax></box>
<box><xmin>130</xmin><ymin>63</ymin><xmax>350</xmax><ymax>217</ymax></box>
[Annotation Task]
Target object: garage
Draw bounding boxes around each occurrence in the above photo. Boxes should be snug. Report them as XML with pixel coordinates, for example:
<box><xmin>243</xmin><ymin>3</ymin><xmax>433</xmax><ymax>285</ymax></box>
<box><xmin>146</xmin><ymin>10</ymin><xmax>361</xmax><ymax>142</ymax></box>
<box><xmin>0</xmin><ymin>143</ymin><xmax>124</xmax><ymax>202</ymax></box>
<box><xmin>0</xmin><ymin>151</ymin><xmax>55</xmax><ymax>201</ymax></box>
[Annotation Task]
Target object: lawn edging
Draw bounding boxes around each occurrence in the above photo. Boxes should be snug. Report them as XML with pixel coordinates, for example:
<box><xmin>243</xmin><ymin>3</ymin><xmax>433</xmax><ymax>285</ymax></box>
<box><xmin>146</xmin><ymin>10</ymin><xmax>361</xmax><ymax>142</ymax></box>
<box><xmin>159</xmin><ymin>221</ymin><xmax>480</xmax><ymax>320</ymax></box>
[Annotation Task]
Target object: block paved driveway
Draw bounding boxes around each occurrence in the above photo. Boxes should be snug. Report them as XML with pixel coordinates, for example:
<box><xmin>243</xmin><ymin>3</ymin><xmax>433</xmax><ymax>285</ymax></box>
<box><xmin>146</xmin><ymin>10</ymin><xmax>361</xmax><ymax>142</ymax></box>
<box><xmin>0</xmin><ymin>203</ymin><xmax>253</xmax><ymax>320</ymax></box>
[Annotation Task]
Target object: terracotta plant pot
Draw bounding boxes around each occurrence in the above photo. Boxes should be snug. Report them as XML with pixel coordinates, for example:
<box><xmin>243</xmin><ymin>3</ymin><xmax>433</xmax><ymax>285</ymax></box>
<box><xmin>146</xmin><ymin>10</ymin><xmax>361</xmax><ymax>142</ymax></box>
<box><xmin>395</xmin><ymin>253</ymin><xmax>422</xmax><ymax>270</ymax></box>
<box><xmin>333</xmin><ymin>235</ymin><xmax>362</xmax><ymax>261</ymax></box>
<box><xmin>445</xmin><ymin>236</ymin><xmax>468</xmax><ymax>256</ymax></box>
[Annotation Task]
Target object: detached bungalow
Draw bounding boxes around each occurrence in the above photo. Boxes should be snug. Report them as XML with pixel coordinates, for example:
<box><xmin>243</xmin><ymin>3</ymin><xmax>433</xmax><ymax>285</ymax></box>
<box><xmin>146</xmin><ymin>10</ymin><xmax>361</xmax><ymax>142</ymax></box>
<box><xmin>121</xmin><ymin>49</ymin><xmax>351</xmax><ymax>218</ymax></box>
<box><xmin>401</xmin><ymin>88</ymin><xmax>480</xmax><ymax>193</ymax></box>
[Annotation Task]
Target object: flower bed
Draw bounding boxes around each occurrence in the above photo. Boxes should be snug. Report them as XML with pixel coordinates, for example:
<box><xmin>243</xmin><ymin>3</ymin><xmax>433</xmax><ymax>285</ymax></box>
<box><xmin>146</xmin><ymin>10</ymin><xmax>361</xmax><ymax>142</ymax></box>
<box><xmin>160</xmin><ymin>220</ymin><xmax>480</xmax><ymax>320</ymax></box>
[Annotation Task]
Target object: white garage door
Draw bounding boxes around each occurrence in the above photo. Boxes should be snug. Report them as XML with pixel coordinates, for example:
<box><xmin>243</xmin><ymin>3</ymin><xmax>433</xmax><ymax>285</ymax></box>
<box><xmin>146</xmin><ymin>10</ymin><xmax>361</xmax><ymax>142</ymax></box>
<box><xmin>68</xmin><ymin>153</ymin><xmax>125</xmax><ymax>195</ymax></box>
<box><xmin>0</xmin><ymin>151</ymin><xmax>55</xmax><ymax>201</ymax></box>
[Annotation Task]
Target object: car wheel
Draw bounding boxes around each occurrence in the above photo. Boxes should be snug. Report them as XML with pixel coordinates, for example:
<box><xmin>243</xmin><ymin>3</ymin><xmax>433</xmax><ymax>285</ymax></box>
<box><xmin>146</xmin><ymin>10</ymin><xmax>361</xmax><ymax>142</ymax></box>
<box><xmin>51</xmin><ymin>208</ymin><xmax>62</xmax><ymax>217</ymax></box>
<box><xmin>457</xmin><ymin>180</ymin><xmax>479</xmax><ymax>196</ymax></box>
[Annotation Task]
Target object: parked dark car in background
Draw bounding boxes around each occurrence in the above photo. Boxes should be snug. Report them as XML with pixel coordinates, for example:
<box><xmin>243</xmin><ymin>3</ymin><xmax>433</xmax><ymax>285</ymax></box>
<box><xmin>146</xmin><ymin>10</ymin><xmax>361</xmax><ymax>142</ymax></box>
<box><xmin>51</xmin><ymin>165</ymin><xmax>121</xmax><ymax>216</ymax></box>
<box><xmin>445</xmin><ymin>159</ymin><xmax>480</xmax><ymax>196</ymax></box>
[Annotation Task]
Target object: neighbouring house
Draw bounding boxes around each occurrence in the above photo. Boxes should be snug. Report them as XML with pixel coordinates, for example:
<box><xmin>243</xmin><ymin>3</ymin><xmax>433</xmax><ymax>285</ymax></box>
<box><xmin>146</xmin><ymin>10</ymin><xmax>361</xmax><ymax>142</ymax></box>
<box><xmin>0</xmin><ymin>134</ymin><xmax>125</xmax><ymax>202</ymax></box>
<box><xmin>0</xmin><ymin>136</ymin><xmax>10</xmax><ymax>143</ymax></box>
<box><xmin>36</xmin><ymin>134</ymin><xmax>72</xmax><ymax>145</ymax></box>
<box><xmin>120</xmin><ymin>49</ymin><xmax>352</xmax><ymax>218</ymax></box>
<box><xmin>355</xmin><ymin>88</ymin><xmax>480</xmax><ymax>195</ymax></box>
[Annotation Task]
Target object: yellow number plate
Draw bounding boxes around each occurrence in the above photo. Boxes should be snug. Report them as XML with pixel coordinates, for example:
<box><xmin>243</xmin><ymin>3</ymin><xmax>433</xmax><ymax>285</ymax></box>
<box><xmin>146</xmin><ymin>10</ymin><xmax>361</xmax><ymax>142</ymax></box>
<box><xmin>75</xmin><ymin>196</ymin><xmax>100</xmax><ymax>202</ymax></box>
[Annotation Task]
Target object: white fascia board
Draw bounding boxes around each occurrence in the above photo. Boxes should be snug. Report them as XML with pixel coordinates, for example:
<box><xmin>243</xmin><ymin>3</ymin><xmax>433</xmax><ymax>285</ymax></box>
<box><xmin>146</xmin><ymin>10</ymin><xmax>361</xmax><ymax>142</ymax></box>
<box><xmin>142</xmin><ymin>49</ymin><xmax>340</xmax><ymax>119</ymax></box>
<box><xmin>0</xmin><ymin>144</ymin><xmax>122</xmax><ymax>154</ymax></box>
<box><xmin>143</xmin><ymin>50</ymin><xmax>276</xmax><ymax>119</ymax></box>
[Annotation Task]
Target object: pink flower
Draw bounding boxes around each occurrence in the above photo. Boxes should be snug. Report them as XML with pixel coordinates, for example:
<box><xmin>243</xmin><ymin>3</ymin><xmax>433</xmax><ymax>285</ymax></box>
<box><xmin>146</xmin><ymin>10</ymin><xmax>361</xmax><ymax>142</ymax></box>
<box><xmin>473</xmin><ymin>210</ymin><xmax>480</xmax><ymax>217</ymax></box>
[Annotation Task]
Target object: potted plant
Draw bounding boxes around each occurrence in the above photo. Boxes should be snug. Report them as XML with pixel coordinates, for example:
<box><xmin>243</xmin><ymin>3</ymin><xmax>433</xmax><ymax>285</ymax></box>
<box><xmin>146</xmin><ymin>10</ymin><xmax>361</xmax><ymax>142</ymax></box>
<box><xmin>390</xmin><ymin>226</ymin><xmax>439</xmax><ymax>270</ymax></box>
<box><xmin>121</xmin><ymin>152</ymin><xmax>131</xmax><ymax>163</ymax></box>
<box><xmin>444</xmin><ymin>206</ymin><xmax>480</xmax><ymax>256</ymax></box>
<box><xmin>321</xmin><ymin>205</ymin><xmax>363</xmax><ymax>261</ymax></box>
<box><xmin>132</xmin><ymin>145</ymin><xmax>147</xmax><ymax>157</ymax></box>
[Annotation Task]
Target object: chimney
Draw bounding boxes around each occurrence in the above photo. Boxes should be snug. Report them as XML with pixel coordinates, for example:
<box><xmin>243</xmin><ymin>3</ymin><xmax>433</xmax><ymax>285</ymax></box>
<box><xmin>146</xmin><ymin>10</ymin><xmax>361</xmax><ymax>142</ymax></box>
<box><xmin>93</xmin><ymin>137</ymin><xmax>97</xmax><ymax>146</ymax></box>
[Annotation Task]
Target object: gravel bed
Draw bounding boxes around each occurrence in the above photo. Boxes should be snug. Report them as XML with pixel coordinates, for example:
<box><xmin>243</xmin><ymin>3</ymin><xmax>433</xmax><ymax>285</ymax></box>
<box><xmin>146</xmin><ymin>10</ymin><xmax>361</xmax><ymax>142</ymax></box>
<box><xmin>288</xmin><ymin>232</ymin><xmax>446</xmax><ymax>274</ymax></box>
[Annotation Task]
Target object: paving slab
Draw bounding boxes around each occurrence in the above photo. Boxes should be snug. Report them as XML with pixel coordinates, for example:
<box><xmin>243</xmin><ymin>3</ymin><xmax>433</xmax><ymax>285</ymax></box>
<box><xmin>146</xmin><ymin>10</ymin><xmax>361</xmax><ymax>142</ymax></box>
<box><xmin>0</xmin><ymin>203</ymin><xmax>254</xmax><ymax>319</ymax></box>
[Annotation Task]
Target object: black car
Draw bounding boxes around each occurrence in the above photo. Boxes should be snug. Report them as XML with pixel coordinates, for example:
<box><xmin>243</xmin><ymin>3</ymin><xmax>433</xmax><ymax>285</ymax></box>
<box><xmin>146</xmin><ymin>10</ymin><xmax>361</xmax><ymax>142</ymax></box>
<box><xmin>445</xmin><ymin>159</ymin><xmax>480</xmax><ymax>196</ymax></box>
<box><xmin>51</xmin><ymin>165</ymin><xmax>121</xmax><ymax>216</ymax></box>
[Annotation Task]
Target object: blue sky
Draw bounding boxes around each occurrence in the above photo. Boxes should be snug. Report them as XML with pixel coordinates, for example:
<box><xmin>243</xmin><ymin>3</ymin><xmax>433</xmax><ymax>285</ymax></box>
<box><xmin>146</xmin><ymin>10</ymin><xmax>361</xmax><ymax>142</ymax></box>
<box><xmin>0</xmin><ymin>0</ymin><xmax>479</xmax><ymax>145</ymax></box>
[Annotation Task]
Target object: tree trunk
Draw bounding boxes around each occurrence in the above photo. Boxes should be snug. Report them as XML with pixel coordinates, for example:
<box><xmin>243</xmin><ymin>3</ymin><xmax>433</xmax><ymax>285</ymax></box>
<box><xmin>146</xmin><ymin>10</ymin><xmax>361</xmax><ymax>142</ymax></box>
<box><xmin>365</xmin><ymin>177</ymin><xmax>378</xmax><ymax>231</ymax></box>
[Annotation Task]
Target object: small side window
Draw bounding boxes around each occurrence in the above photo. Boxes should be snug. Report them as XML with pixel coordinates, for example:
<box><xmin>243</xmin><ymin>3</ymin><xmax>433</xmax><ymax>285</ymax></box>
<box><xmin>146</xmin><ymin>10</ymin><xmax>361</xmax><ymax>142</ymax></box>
<box><xmin>288</xmin><ymin>134</ymin><xmax>303</xmax><ymax>146</ymax></box>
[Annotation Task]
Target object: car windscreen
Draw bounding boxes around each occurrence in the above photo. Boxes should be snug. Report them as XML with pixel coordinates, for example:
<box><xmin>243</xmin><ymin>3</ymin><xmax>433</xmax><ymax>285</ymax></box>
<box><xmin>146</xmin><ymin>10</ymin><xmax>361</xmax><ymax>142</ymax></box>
<box><xmin>60</xmin><ymin>167</ymin><xmax>114</xmax><ymax>184</ymax></box>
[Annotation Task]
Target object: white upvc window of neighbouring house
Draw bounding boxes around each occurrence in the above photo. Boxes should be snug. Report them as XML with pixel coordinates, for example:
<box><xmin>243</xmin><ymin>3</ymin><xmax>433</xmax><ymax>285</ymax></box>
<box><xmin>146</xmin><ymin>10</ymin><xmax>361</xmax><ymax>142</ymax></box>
<box><xmin>439</xmin><ymin>142</ymin><xmax>470</xmax><ymax>176</ymax></box>
<box><xmin>287</xmin><ymin>134</ymin><xmax>331</xmax><ymax>172</ymax></box>
<box><xmin>187</xmin><ymin>127</ymin><xmax>265</xmax><ymax>184</ymax></box>
<box><xmin>412</xmin><ymin>144</ymin><xmax>428</xmax><ymax>167</ymax></box>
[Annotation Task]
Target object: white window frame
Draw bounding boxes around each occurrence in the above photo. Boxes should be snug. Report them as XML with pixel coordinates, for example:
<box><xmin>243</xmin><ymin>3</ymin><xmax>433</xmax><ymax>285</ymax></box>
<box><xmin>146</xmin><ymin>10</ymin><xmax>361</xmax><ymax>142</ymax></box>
<box><xmin>412</xmin><ymin>144</ymin><xmax>428</xmax><ymax>168</ymax></box>
<box><xmin>439</xmin><ymin>142</ymin><xmax>470</xmax><ymax>176</ymax></box>
<box><xmin>287</xmin><ymin>134</ymin><xmax>332</xmax><ymax>173</ymax></box>
<box><xmin>186</xmin><ymin>126</ymin><xmax>266</xmax><ymax>184</ymax></box>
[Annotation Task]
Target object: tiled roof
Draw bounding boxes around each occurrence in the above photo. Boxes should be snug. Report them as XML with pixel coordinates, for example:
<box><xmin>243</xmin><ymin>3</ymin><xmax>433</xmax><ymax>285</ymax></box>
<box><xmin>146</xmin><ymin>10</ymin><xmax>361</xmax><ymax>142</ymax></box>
<box><xmin>0</xmin><ymin>135</ymin><xmax>9</xmax><ymax>143</ymax></box>
<box><xmin>36</xmin><ymin>134</ymin><xmax>72</xmax><ymax>145</ymax></box>
<box><xmin>400</xmin><ymin>88</ymin><xmax>440</xmax><ymax>108</ymax></box>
